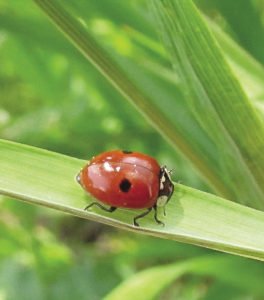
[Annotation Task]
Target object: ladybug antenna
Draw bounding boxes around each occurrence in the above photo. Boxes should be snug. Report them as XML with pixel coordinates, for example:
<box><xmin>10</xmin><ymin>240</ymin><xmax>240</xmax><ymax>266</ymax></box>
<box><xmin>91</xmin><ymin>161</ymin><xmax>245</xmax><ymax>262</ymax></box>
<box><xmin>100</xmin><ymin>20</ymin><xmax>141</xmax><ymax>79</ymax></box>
<box><xmin>168</xmin><ymin>168</ymin><xmax>174</xmax><ymax>174</ymax></box>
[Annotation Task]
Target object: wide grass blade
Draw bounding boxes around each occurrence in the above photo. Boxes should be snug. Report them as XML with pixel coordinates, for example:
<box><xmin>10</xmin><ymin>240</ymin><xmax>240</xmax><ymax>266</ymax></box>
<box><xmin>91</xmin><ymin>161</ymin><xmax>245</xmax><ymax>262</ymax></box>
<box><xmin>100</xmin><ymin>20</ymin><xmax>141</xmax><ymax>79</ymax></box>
<box><xmin>1</xmin><ymin>139</ymin><xmax>264</xmax><ymax>260</ymax></box>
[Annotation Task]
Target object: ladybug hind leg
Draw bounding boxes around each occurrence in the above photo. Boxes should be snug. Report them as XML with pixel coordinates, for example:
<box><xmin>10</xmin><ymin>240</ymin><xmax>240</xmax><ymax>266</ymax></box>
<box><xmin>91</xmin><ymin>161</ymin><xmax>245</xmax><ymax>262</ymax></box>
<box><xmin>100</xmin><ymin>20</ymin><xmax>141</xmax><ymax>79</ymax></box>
<box><xmin>84</xmin><ymin>202</ymin><xmax>117</xmax><ymax>213</ymax></box>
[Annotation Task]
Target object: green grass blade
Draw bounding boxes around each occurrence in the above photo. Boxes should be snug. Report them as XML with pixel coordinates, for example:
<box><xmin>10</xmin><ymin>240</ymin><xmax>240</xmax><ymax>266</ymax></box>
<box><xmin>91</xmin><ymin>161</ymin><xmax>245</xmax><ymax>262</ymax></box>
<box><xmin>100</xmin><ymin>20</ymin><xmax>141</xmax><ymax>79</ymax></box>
<box><xmin>208</xmin><ymin>0</ymin><xmax>264</xmax><ymax>64</ymax></box>
<box><xmin>105</xmin><ymin>255</ymin><xmax>264</xmax><ymax>300</ymax></box>
<box><xmin>126</xmin><ymin>20</ymin><xmax>264</xmax><ymax>106</ymax></box>
<box><xmin>151</xmin><ymin>0</ymin><xmax>264</xmax><ymax>208</ymax></box>
<box><xmin>1</xmin><ymin>139</ymin><xmax>264</xmax><ymax>261</ymax></box>
<box><xmin>105</xmin><ymin>261</ymin><xmax>188</xmax><ymax>300</ymax></box>
<box><xmin>207</xmin><ymin>18</ymin><xmax>264</xmax><ymax>104</ymax></box>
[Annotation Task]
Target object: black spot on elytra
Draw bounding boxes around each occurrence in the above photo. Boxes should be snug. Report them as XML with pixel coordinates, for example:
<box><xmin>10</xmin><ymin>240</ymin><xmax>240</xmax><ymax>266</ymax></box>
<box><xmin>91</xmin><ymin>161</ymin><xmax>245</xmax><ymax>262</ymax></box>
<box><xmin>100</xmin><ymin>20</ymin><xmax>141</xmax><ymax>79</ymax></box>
<box><xmin>119</xmin><ymin>178</ymin><xmax>131</xmax><ymax>193</ymax></box>
<box><xmin>122</xmin><ymin>150</ymin><xmax>133</xmax><ymax>154</ymax></box>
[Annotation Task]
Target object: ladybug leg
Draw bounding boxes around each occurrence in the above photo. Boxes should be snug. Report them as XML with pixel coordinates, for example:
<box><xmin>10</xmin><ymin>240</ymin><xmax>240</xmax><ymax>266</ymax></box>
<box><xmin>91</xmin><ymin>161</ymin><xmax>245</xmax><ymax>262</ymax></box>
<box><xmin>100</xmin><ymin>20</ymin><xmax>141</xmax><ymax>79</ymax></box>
<box><xmin>133</xmin><ymin>208</ymin><xmax>152</xmax><ymax>227</ymax></box>
<box><xmin>84</xmin><ymin>202</ymin><xmax>117</xmax><ymax>213</ymax></box>
<box><xmin>163</xmin><ymin>206</ymin><xmax>166</xmax><ymax>217</ymax></box>
<box><xmin>153</xmin><ymin>205</ymin><xmax>165</xmax><ymax>226</ymax></box>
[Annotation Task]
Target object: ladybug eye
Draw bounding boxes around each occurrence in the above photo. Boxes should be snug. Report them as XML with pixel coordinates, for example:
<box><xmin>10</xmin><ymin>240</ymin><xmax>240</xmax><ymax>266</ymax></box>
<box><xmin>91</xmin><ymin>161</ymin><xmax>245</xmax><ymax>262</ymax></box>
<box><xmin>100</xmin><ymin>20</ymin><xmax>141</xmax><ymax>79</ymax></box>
<box><xmin>122</xmin><ymin>150</ymin><xmax>133</xmax><ymax>154</ymax></box>
<box><xmin>119</xmin><ymin>178</ymin><xmax>131</xmax><ymax>193</ymax></box>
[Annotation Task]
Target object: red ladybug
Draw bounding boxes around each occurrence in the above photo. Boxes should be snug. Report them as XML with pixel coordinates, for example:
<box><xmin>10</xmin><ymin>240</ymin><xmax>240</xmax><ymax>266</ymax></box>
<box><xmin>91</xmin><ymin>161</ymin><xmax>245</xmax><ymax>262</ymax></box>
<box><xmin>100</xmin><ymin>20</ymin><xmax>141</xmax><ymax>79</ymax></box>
<box><xmin>76</xmin><ymin>150</ymin><xmax>174</xmax><ymax>226</ymax></box>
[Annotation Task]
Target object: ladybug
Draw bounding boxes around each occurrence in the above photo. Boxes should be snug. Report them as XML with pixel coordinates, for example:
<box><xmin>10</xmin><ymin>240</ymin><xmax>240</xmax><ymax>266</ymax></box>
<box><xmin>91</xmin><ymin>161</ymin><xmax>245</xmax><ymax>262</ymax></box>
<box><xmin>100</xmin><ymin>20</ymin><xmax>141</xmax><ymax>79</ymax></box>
<box><xmin>76</xmin><ymin>150</ymin><xmax>174</xmax><ymax>226</ymax></box>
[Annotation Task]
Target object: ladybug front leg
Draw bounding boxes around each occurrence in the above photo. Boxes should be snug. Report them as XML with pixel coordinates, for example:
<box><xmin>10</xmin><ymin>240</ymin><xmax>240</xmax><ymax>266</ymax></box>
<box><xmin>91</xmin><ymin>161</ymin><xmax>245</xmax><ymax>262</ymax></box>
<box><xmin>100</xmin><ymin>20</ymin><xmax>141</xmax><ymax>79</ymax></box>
<box><xmin>84</xmin><ymin>202</ymin><xmax>117</xmax><ymax>213</ymax></box>
<box><xmin>153</xmin><ymin>205</ymin><xmax>164</xmax><ymax>226</ymax></box>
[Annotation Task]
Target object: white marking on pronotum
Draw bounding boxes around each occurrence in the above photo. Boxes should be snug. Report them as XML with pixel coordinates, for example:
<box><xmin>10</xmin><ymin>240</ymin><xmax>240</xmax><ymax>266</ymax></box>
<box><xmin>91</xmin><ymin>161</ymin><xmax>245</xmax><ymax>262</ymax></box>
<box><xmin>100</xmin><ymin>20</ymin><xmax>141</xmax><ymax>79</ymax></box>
<box><xmin>159</xmin><ymin>174</ymin><xmax>166</xmax><ymax>190</ymax></box>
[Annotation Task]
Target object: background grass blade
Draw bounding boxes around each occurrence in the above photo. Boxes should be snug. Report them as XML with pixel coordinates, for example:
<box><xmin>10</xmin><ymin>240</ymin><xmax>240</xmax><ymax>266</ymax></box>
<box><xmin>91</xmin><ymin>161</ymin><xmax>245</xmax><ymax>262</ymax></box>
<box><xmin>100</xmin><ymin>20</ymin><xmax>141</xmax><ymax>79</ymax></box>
<box><xmin>207</xmin><ymin>18</ymin><xmax>264</xmax><ymax>104</ymax></box>
<box><xmin>1</xmin><ymin>139</ymin><xmax>264</xmax><ymax>261</ymax></box>
<box><xmin>205</xmin><ymin>0</ymin><xmax>264</xmax><ymax>64</ymax></box>
<box><xmin>151</xmin><ymin>0</ymin><xmax>264</xmax><ymax>208</ymax></box>
<box><xmin>105</xmin><ymin>255</ymin><xmax>264</xmax><ymax>300</ymax></box>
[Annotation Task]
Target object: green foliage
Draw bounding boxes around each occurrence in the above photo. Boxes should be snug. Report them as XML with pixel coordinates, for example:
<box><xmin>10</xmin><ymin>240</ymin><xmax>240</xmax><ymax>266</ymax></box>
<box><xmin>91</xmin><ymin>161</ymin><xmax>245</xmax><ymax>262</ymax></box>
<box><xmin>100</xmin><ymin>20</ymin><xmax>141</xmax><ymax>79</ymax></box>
<box><xmin>1</xmin><ymin>0</ymin><xmax>264</xmax><ymax>299</ymax></box>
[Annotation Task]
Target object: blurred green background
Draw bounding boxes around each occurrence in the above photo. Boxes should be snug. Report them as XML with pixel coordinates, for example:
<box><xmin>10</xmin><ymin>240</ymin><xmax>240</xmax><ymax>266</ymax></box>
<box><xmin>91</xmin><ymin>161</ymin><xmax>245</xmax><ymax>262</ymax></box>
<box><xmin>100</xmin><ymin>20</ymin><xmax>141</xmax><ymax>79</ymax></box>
<box><xmin>1</xmin><ymin>0</ymin><xmax>264</xmax><ymax>299</ymax></box>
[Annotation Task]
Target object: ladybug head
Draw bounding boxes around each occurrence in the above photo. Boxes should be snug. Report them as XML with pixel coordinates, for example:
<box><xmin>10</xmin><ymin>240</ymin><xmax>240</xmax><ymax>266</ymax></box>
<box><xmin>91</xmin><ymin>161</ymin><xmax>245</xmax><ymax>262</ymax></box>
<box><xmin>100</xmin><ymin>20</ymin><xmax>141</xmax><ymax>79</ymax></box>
<box><xmin>157</xmin><ymin>166</ymin><xmax>174</xmax><ymax>208</ymax></box>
